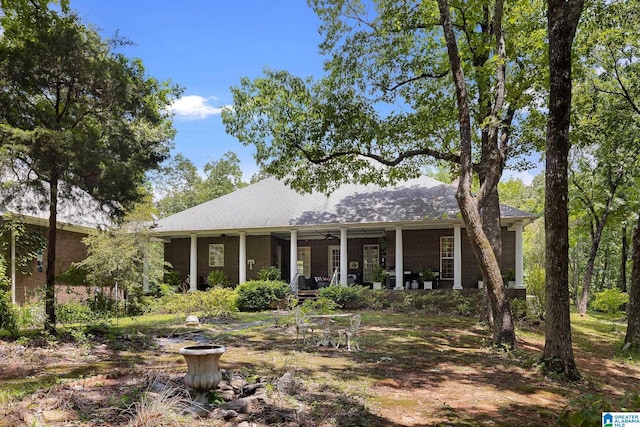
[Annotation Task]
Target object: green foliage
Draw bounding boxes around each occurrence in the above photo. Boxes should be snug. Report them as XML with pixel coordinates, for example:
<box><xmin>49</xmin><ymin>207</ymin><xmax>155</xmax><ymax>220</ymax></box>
<box><xmin>510</xmin><ymin>298</ymin><xmax>528</xmax><ymax>320</ymax></box>
<box><xmin>55</xmin><ymin>300</ymin><xmax>95</xmax><ymax>324</ymax></box>
<box><xmin>0</xmin><ymin>219</ymin><xmax>47</xmax><ymax>277</ymax></box>
<box><xmin>207</xmin><ymin>270</ymin><xmax>232</xmax><ymax>288</ymax></box>
<box><xmin>235</xmin><ymin>280</ymin><xmax>291</xmax><ymax>312</ymax></box>
<box><xmin>0</xmin><ymin>289</ymin><xmax>19</xmax><ymax>338</ymax></box>
<box><xmin>355</xmin><ymin>289</ymin><xmax>480</xmax><ymax>316</ymax></box>
<box><xmin>301</xmin><ymin>296</ymin><xmax>338</xmax><ymax>314</ymax></box>
<box><xmin>318</xmin><ymin>285</ymin><xmax>364</xmax><ymax>309</ymax></box>
<box><xmin>145</xmin><ymin>288</ymin><xmax>238</xmax><ymax>319</ymax></box>
<box><xmin>592</xmin><ymin>288</ymin><xmax>629</xmax><ymax>314</ymax></box>
<box><xmin>163</xmin><ymin>269</ymin><xmax>181</xmax><ymax>290</ymax></box>
<box><xmin>153</xmin><ymin>152</ymin><xmax>248</xmax><ymax>216</ymax></box>
<box><xmin>371</xmin><ymin>264</ymin><xmax>388</xmax><ymax>282</ymax></box>
<box><xmin>420</xmin><ymin>268</ymin><xmax>436</xmax><ymax>281</ymax></box>
<box><xmin>257</xmin><ymin>266</ymin><xmax>281</xmax><ymax>281</ymax></box>
<box><xmin>557</xmin><ymin>391</ymin><xmax>640</xmax><ymax>427</ymax></box>
<box><xmin>525</xmin><ymin>264</ymin><xmax>546</xmax><ymax>318</ymax></box>
<box><xmin>199</xmin><ymin>287</ymin><xmax>238</xmax><ymax>319</ymax></box>
<box><xmin>56</xmin><ymin>266</ymin><xmax>88</xmax><ymax>287</ymax></box>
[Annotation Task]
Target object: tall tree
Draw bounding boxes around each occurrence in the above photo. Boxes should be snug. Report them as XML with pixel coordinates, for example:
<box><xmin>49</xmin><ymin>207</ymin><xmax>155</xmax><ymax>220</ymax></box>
<box><xmin>0</xmin><ymin>1</ymin><xmax>179</xmax><ymax>332</ymax></box>
<box><xmin>543</xmin><ymin>0</ymin><xmax>584</xmax><ymax>380</ymax></box>
<box><xmin>223</xmin><ymin>0</ymin><xmax>547</xmax><ymax>348</ymax></box>
<box><xmin>152</xmin><ymin>152</ymin><xmax>247</xmax><ymax>217</ymax></box>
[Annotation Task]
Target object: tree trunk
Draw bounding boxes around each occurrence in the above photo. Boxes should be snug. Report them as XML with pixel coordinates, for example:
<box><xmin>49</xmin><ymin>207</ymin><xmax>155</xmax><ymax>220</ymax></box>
<box><xmin>45</xmin><ymin>171</ymin><xmax>59</xmax><ymax>334</ymax></box>
<box><xmin>624</xmin><ymin>215</ymin><xmax>640</xmax><ymax>350</ymax></box>
<box><xmin>577</xmin><ymin>216</ymin><xmax>608</xmax><ymax>315</ymax></box>
<box><xmin>543</xmin><ymin>0</ymin><xmax>583</xmax><ymax>381</ymax></box>
<box><xmin>479</xmin><ymin>179</ymin><xmax>503</xmax><ymax>328</ymax></box>
<box><xmin>621</xmin><ymin>225</ymin><xmax>628</xmax><ymax>292</ymax></box>
<box><xmin>458</xmin><ymin>191</ymin><xmax>515</xmax><ymax>347</ymax></box>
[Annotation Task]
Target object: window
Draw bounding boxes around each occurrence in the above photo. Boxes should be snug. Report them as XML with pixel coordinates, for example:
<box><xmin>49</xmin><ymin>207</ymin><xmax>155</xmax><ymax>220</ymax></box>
<box><xmin>362</xmin><ymin>244</ymin><xmax>380</xmax><ymax>282</ymax></box>
<box><xmin>440</xmin><ymin>236</ymin><xmax>454</xmax><ymax>279</ymax></box>
<box><xmin>297</xmin><ymin>247</ymin><xmax>311</xmax><ymax>277</ymax></box>
<box><xmin>209</xmin><ymin>244</ymin><xmax>224</xmax><ymax>267</ymax></box>
<box><xmin>328</xmin><ymin>246</ymin><xmax>340</xmax><ymax>276</ymax></box>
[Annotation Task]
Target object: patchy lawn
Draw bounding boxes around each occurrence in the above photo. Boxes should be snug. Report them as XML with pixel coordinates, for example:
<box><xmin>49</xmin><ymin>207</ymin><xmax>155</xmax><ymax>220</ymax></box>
<box><xmin>0</xmin><ymin>311</ymin><xmax>638</xmax><ymax>426</ymax></box>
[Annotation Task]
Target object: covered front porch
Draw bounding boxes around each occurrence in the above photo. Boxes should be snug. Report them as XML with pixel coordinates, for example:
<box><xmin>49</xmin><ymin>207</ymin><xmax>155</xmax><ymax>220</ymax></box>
<box><xmin>172</xmin><ymin>220</ymin><xmax>526</xmax><ymax>292</ymax></box>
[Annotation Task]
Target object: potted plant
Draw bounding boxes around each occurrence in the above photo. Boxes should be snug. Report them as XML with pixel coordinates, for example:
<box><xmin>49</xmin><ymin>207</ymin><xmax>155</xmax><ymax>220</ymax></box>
<box><xmin>420</xmin><ymin>267</ymin><xmax>435</xmax><ymax>290</ymax></box>
<box><xmin>503</xmin><ymin>269</ymin><xmax>516</xmax><ymax>288</ymax></box>
<box><xmin>371</xmin><ymin>264</ymin><xmax>388</xmax><ymax>290</ymax></box>
<box><xmin>476</xmin><ymin>273</ymin><xmax>484</xmax><ymax>289</ymax></box>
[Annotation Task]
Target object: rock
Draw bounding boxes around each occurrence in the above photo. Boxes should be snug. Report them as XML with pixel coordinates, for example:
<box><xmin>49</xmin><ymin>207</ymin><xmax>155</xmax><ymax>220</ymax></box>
<box><xmin>42</xmin><ymin>409</ymin><xmax>79</xmax><ymax>422</ymax></box>
<box><xmin>149</xmin><ymin>382</ymin><xmax>168</xmax><ymax>393</ymax></box>
<box><xmin>244</xmin><ymin>382</ymin><xmax>265</xmax><ymax>395</ymax></box>
<box><xmin>18</xmin><ymin>410</ymin><xmax>36</xmax><ymax>426</ymax></box>
<box><xmin>277</xmin><ymin>372</ymin><xmax>296</xmax><ymax>395</ymax></box>
<box><xmin>218</xmin><ymin>389</ymin><xmax>236</xmax><ymax>401</ymax></box>
<box><xmin>237</xmin><ymin>421</ymin><xmax>251</xmax><ymax>427</ymax></box>
<box><xmin>230</xmin><ymin>376</ymin><xmax>246</xmax><ymax>390</ymax></box>
<box><xmin>217</xmin><ymin>398</ymin><xmax>251</xmax><ymax>414</ymax></box>
<box><xmin>185</xmin><ymin>315</ymin><xmax>199</xmax><ymax>326</ymax></box>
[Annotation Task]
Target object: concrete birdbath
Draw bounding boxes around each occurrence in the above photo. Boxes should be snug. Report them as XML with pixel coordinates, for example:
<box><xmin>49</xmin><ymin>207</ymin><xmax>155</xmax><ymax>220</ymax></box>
<box><xmin>179</xmin><ymin>344</ymin><xmax>226</xmax><ymax>404</ymax></box>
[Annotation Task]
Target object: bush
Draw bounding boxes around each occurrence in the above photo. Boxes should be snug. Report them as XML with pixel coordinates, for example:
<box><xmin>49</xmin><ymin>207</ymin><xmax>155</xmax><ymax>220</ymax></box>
<box><xmin>318</xmin><ymin>285</ymin><xmax>365</xmax><ymax>309</ymax></box>
<box><xmin>557</xmin><ymin>391</ymin><xmax>640</xmax><ymax>426</ymax></box>
<box><xmin>56</xmin><ymin>301</ymin><xmax>95</xmax><ymax>324</ymax></box>
<box><xmin>257</xmin><ymin>266</ymin><xmax>281</xmax><ymax>281</ymax></box>
<box><xmin>0</xmin><ymin>289</ymin><xmax>19</xmax><ymax>338</ymax></box>
<box><xmin>300</xmin><ymin>296</ymin><xmax>338</xmax><ymax>314</ymax></box>
<box><xmin>208</xmin><ymin>270</ymin><xmax>231</xmax><ymax>288</ymax></box>
<box><xmin>236</xmin><ymin>280</ymin><xmax>291</xmax><ymax>311</ymax></box>
<box><xmin>525</xmin><ymin>265</ymin><xmax>545</xmax><ymax>317</ymax></box>
<box><xmin>200</xmin><ymin>287</ymin><xmax>238</xmax><ymax>318</ymax></box>
<box><xmin>592</xmin><ymin>288</ymin><xmax>629</xmax><ymax>314</ymax></box>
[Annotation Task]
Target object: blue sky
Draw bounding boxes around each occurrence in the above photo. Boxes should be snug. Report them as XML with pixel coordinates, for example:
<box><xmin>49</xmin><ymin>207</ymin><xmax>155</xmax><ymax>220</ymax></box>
<box><xmin>70</xmin><ymin>0</ymin><xmax>324</xmax><ymax>180</ymax></box>
<box><xmin>69</xmin><ymin>0</ymin><xmax>537</xmax><ymax>184</ymax></box>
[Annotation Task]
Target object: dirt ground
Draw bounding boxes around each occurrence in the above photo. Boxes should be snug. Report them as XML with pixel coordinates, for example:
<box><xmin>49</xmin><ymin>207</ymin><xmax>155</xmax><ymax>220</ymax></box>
<box><xmin>0</xmin><ymin>312</ymin><xmax>638</xmax><ymax>426</ymax></box>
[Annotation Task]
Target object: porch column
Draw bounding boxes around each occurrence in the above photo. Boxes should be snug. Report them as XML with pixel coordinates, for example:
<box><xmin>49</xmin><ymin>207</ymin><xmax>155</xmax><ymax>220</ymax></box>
<box><xmin>453</xmin><ymin>225</ymin><xmax>462</xmax><ymax>289</ymax></box>
<box><xmin>515</xmin><ymin>222</ymin><xmax>525</xmax><ymax>288</ymax></box>
<box><xmin>340</xmin><ymin>228</ymin><xmax>348</xmax><ymax>286</ymax></box>
<box><xmin>239</xmin><ymin>231</ymin><xmax>247</xmax><ymax>285</ymax></box>
<box><xmin>11</xmin><ymin>228</ymin><xmax>16</xmax><ymax>305</ymax></box>
<box><xmin>395</xmin><ymin>226</ymin><xmax>404</xmax><ymax>289</ymax></box>
<box><xmin>290</xmin><ymin>229</ymin><xmax>298</xmax><ymax>282</ymax></box>
<box><xmin>189</xmin><ymin>234</ymin><xmax>197</xmax><ymax>291</ymax></box>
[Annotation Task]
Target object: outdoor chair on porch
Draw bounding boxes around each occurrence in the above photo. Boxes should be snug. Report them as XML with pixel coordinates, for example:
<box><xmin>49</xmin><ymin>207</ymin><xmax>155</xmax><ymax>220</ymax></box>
<box><xmin>294</xmin><ymin>308</ymin><xmax>314</xmax><ymax>344</ymax></box>
<box><xmin>335</xmin><ymin>314</ymin><xmax>361</xmax><ymax>351</ymax></box>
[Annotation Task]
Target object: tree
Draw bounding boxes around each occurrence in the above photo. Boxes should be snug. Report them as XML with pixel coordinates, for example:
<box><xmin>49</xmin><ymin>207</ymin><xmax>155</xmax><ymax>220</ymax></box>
<box><xmin>542</xmin><ymin>0</ymin><xmax>584</xmax><ymax>380</ymax></box>
<box><xmin>0</xmin><ymin>1</ymin><xmax>179</xmax><ymax>332</ymax></box>
<box><xmin>223</xmin><ymin>0</ymin><xmax>548</xmax><ymax>348</ymax></box>
<box><xmin>153</xmin><ymin>152</ymin><xmax>247</xmax><ymax>216</ymax></box>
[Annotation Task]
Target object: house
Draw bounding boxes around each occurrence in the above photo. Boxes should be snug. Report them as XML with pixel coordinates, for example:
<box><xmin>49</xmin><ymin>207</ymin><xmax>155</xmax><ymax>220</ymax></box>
<box><xmin>1</xmin><ymin>183</ymin><xmax>112</xmax><ymax>305</ymax></box>
<box><xmin>152</xmin><ymin>176</ymin><xmax>536</xmax><ymax>293</ymax></box>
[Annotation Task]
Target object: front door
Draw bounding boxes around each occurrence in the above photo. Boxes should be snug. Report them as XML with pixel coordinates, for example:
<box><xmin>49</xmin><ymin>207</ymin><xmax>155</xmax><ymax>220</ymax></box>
<box><xmin>328</xmin><ymin>245</ymin><xmax>340</xmax><ymax>277</ymax></box>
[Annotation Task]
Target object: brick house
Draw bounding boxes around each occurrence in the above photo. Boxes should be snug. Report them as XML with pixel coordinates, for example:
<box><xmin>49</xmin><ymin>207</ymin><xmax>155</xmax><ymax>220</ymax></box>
<box><xmin>1</xmin><ymin>188</ymin><xmax>112</xmax><ymax>306</ymax></box>
<box><xmin>153</xmin><ymin>176</ymin><xmax>536</xmax><ymax>293</ymax></box>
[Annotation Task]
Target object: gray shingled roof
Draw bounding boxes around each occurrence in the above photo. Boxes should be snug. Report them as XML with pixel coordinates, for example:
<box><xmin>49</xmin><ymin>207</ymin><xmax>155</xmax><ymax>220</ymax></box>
<box><xmin>154</xmin><ymin>176</ymin><xmax>536</xmax><ymax>235</ymax></box>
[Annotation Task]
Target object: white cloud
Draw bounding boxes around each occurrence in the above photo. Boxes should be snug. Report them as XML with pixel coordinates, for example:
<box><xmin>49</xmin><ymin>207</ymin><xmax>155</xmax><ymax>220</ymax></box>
<box><xmin>168</xmin><ymin>95</ymin><xmax>229</xmax><ymax>119</ymax></box>
<box><xmin>503</xmin><ymin>170</ymin><xmax>535</xmax><ymax>185</ymax></box>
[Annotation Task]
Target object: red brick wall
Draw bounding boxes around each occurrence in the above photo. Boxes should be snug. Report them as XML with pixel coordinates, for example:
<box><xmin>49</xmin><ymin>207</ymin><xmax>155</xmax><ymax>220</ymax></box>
<box><xmin>12</xmin><ymin>227</ymin><xmax>90</xmax><ymax>305</ymax></box>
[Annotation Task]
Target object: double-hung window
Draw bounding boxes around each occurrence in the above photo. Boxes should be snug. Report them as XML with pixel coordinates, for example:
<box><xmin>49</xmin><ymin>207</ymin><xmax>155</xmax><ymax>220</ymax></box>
<box><xmin>209</xmin><ymin>244</ymin><xmax>224</xmax><ymax>267</ymax></box>
<box><xmin>440</xmin><ymin>236</ymin><xmax>454</xmax><ymax>280</ymax></box>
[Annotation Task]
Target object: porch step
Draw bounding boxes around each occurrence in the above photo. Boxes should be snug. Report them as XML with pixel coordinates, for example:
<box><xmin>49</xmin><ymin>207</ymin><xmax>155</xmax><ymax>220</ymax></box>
<box><xmin>296</xmin><ymin>290</ymin><xmax>318</xmax><ymax>301</ymax></box>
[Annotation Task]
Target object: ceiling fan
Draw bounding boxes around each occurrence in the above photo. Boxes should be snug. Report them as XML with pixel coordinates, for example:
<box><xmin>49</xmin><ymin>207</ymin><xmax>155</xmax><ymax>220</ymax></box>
<box><xmin>322</xmin><ymin>232</ymin><xmax>336</xmax><ymax>240</ymax></box>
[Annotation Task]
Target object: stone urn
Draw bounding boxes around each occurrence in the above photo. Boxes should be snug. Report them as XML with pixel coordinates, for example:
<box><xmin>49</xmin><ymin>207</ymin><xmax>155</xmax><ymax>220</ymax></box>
<box><xmin>179</xmin><ymin>344</ymin><xmax>226</xmax><ymax>404</ymax></box>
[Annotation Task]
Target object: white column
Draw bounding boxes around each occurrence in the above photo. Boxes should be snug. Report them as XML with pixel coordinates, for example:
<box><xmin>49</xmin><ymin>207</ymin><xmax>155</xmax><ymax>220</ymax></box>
<box><xmin>189</xmin><ymin>234</ymin><xmax>197</xmax><ymax>291</ymax></box>
<box><xmin>11</xmin><ymin>228</ymin><xmax>16</xmax><ymax>305</ymax></box>
<box><xmin>239</xmin><ymin>231</ymin><xmax>247</xmax><ymax>284</ymax></box>
<box><xmin>340</xmin><ymin>228</ymin><xmax>348</xmax><ymax>286</ymax></box>
<box><xmin>290</xmin><ymin>229</ymin><xmax>298</xmax><ymax>282</ymax></box>
<box><xmin>395</xmin><ymin>226</ymin><xmax>404</xmax><ymax>290</ymax></box>
<box><xmin>453</xmin><ymin>225</ymin><xmax>462</xmax><ymax>289</ymax></box>
<box><xmin>515</xmin><ymin>223</ymin><xmax>525</xmax><ymax>288</ymax></box>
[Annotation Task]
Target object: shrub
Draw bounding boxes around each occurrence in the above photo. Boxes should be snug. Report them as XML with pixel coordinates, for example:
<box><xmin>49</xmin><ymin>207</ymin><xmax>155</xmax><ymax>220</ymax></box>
<box><xmin>236</xmin><ymin>280</ymin><xmax>291</xmax><ymax>311</ymax></box>
<box><xmin>208</xmin><ymin>270</ymin><xmax>232</xmax><ymax>288</ymax></box>
<box><xmin>557</xmin><ymin>391</ymin><xmax>640</xmax><ymax>426</ymax></box>
<box><xmin>318</xmin><ymin>285</ymin><xmax>365</xmax><ymax>309</ymax></box>
<box><xmin>300</xmin><ymin>296</ymin><xmax>338</xmax><ymax>314</ymax></box>
<box><xmin>257</xmin><ymin>266</ymin><xmax>281</xmax><ymax>281</ymax></box>
<box><xmin>200</xmin><ymin>287</ymin><xmax>238</xmax><ymax>318</ymax></box>
<box><xmin>592</xmin><ymin>288</ymin><xmax>629</xmax><ymax>314</ymax></box>
<box><xmin>525</xmin><ymin>264</ymin><xmax>546</xmax><ymax>317</ymax></box>
<box><xmin>163</xmin><ymin>269</ymin><xmax>181</xmax><ymax>290</ymax></box>
<box><xmin>0</xmin><ymin>289</ymin><xmax>19</xmax><ymax>338</ymax></box>
<box><xmin>510</xmin><ymin>298</ymin><xmax>528</xmax><ymax>320</ymax></box>
<box><xmin>56</xmin><ymin>301</ymin><xmax>95</xmax><ymax>324</ymax></box>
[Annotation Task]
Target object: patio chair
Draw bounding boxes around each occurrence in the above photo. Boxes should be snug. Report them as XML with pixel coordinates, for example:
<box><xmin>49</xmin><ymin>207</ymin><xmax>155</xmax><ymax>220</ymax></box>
<box><xmin>335</xmin><ymin>314</ymin><xmax>361</xmax><ymax>351</ymax></box>
<box><xmin>294</xmin><ymin>308</ymin><xmax>314</xmax><ymax>344</ymax></box>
